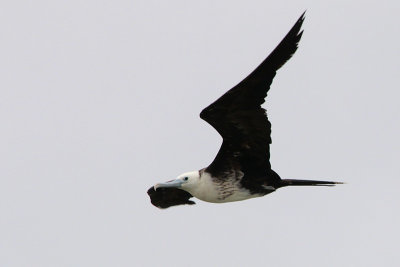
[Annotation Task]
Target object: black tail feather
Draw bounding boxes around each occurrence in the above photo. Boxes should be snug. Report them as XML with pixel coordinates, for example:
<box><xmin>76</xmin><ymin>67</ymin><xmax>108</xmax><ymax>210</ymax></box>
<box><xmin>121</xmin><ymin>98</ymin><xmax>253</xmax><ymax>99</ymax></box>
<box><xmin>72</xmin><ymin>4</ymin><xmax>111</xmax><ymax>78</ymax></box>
<box><xmin>280</xmin><ymin>179</ymin><xmax>343</xmax><ymax>187</ymax></box>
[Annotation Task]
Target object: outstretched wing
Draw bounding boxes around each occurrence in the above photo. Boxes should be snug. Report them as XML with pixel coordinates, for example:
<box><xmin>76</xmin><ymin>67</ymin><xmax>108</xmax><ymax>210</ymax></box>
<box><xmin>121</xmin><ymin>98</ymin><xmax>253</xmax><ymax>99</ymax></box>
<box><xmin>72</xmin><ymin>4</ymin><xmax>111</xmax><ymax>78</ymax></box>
<box><xmin>200</xmin><ymin>13</ymin><xmax>305</xmax><ymax>179</ymax></box>
<box><xmin>147</xmin><ymin>186</ymin><xmax>195</xmax><ymax>209</ymax></box>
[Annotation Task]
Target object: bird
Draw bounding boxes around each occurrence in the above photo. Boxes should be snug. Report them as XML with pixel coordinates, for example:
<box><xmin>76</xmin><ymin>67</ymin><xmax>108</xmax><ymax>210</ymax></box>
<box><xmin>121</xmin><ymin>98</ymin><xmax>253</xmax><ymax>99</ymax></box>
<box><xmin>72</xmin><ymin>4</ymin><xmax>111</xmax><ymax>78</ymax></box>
<box><xmin>147</xmin><ymin>12</ymin><xmax>342</xmax><ymax>209</ymax></box>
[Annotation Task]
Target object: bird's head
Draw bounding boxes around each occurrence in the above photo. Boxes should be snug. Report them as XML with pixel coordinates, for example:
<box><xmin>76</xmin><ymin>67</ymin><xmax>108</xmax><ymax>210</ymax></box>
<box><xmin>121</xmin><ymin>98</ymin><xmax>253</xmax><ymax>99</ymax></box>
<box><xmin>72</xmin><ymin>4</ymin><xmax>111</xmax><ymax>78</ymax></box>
<box><xmin>154</xmin><ymin>171</ymin><xmax>200</xmax><ymax>192</ymax></box>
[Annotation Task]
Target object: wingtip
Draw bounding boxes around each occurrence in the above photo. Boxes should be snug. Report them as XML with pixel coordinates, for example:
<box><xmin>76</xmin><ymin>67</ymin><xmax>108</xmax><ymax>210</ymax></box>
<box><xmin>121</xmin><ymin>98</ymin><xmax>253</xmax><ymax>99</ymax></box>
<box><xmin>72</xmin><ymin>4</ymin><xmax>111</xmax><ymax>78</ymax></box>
<box><xmin>289</xmin><ymin>12</ymin><xmax>306</xmax><ymax>39</ymax></box>
<box><xmin>298</xmin><ymin>10</ymin><xmax>306</xmax><ymax>22</ymax></box>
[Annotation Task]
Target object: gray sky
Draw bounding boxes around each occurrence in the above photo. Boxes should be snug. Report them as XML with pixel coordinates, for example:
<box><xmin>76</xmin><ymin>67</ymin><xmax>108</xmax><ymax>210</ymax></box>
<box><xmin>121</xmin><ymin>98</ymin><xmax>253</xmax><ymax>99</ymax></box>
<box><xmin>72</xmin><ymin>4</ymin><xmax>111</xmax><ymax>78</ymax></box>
<box><xmin>1</xmin><ymin>1</ymin><xmax>399</xmax><ymax>266</ymax></box>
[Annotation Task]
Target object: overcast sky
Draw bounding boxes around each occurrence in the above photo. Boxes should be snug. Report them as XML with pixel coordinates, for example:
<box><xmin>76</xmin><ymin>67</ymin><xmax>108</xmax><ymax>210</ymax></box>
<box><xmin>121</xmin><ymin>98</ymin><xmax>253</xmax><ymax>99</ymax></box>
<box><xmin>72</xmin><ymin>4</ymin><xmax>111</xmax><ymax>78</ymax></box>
<box><xmin>1</xmin><ymin>1</ymin><xmax>400</xmax><ymax>266</ymax></box>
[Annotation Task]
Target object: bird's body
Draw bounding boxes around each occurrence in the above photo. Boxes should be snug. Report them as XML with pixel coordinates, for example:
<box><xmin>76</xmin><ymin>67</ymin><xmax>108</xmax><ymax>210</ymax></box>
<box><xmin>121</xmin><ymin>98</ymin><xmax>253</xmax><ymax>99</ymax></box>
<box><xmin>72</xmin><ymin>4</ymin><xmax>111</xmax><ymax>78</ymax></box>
<box><xmin>180</xmin><ymin>170</ymin><xmax>265</xmax><ymax>203</ymax></box>
<box><xmin>147</xmin><ymin>12</ymin><xmax>342</xmax><ymax>209</ymax></box>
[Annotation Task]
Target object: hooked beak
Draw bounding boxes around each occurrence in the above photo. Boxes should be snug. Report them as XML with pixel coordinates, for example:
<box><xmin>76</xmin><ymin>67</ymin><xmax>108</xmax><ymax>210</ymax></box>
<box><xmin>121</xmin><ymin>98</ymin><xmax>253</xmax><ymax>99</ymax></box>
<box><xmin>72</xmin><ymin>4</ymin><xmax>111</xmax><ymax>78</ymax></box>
<box><xmin>154</xmin><ymin>179</ymin><xmax>184</xmax><ymax>191</ymax></box>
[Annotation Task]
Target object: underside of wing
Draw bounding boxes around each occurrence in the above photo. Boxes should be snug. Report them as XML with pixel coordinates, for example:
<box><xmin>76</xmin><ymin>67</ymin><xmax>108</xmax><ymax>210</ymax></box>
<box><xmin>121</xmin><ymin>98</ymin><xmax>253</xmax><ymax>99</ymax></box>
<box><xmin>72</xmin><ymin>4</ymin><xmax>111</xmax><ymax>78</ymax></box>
<box><xmin>147</xmin><ymin>186</ymin><xmax>195</xmax><ymax>209</ymax></box>
<box><xmin>200</xmin><ymin>13</ymin><xmax>305</xmax><ymax>178</ymax></box>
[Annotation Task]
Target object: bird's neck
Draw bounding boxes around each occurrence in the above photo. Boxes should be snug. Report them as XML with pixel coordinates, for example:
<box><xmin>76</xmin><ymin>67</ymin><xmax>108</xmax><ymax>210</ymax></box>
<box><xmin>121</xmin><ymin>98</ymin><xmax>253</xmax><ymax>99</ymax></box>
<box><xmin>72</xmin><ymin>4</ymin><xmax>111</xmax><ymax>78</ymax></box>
<box><xmin>184</xmin><ymin>171</ymin><xmax>221</xmax><ymax>203</ymax></box>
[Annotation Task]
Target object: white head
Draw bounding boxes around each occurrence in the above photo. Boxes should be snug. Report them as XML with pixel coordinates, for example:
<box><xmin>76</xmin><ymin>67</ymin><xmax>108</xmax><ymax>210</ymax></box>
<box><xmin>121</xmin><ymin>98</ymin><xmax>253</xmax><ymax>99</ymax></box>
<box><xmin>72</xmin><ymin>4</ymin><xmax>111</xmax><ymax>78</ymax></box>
<box><xmin>154</xmin><ymin>171</ymin><xmax>200</xmax><ymax>193</ymax></box>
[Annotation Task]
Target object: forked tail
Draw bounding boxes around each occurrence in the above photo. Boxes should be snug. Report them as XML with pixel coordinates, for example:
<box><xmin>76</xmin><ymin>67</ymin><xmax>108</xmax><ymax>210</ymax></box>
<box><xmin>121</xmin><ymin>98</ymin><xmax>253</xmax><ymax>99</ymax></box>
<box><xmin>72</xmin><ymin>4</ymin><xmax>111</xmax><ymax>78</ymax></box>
<box><xmin>280</xmin><ymin>179</ymin><xmax>343</xmax><ymax>187</ymax></box>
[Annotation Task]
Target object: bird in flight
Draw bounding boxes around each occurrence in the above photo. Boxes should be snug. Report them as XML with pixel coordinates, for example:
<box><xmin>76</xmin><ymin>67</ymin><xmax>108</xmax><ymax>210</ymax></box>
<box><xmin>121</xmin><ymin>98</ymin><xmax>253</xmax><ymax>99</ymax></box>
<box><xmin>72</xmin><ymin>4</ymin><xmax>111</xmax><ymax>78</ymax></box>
<box><xmin>147</xmin><ymin>12</ymin><xmax>342</xmax><ymax>209</ymax></box>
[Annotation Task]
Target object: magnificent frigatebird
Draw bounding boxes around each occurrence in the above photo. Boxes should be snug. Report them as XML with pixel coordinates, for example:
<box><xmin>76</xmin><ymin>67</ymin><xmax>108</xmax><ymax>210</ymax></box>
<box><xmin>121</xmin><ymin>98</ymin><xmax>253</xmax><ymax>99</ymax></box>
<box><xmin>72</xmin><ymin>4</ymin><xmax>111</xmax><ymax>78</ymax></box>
<box><xmin>147</xmin><ymin>12</ymin><xmax>342</xmax><ymax>209</ymax></box>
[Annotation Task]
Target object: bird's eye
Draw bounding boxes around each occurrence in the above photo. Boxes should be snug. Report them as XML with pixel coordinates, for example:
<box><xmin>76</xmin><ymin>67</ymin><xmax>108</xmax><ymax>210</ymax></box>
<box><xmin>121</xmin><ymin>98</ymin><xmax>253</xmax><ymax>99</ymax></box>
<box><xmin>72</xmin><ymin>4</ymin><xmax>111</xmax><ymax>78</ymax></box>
<box><xmin>183</xmin><ymin>177</ymin><xmax>189</xmax><ymax>181</ymax></box>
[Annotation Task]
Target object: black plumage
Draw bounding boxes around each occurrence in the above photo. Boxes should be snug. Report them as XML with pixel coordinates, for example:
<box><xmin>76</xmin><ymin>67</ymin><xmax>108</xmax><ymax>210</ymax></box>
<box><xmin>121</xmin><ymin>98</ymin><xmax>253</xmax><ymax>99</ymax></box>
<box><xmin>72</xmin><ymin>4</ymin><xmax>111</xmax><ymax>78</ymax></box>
<box><xmin>200</xmin><ymin>13</ymin><xmax>305</xmax><ymax>188</ymax></box>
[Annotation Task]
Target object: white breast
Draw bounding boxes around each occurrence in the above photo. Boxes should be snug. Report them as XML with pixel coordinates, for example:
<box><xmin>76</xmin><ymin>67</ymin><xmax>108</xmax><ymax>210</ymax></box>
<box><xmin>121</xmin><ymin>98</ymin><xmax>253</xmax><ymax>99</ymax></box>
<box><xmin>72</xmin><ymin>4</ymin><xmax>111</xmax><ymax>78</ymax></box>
<box><xmin>187</xmin><ymin>172</ymin><xmax>263</xmax><ymax>203</ymax></box>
